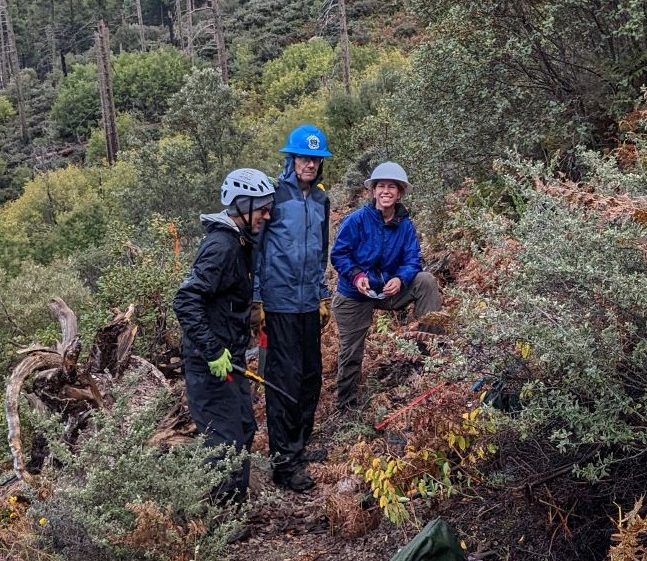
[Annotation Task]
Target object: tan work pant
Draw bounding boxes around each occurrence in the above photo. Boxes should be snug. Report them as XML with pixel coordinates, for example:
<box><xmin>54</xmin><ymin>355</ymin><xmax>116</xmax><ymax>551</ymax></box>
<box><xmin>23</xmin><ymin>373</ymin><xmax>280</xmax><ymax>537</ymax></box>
<box><xmin>331</xmin><ymin>271</ymin><xmax>442</xmax><ymax>409</ymax></box>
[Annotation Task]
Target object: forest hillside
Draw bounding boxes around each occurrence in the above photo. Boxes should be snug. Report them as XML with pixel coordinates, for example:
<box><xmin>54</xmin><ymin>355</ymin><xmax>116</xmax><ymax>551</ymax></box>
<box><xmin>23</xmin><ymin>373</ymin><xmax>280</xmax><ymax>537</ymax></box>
<box><xmin>1</xmin><ymin>1</ymin><xmax>647</xmax><ymax>560</ymax></box>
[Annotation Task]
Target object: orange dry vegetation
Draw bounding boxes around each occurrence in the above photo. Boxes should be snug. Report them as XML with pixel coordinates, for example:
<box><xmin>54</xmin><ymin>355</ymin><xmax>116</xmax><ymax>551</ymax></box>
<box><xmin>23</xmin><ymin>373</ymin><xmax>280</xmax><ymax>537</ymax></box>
<box><xmin>535</xmin><ymin>178</ymin><xmax>647</xmax><ymax>223</ymax></box>
<box><xmin>110</xmin><ymin>501</ymin><xmax>207</xmax><ymax>561</ymax></box>
<box><xmin>608</xmin><ymin>497</ymin><xmax>647</xmax><ymax>561</ymax></box>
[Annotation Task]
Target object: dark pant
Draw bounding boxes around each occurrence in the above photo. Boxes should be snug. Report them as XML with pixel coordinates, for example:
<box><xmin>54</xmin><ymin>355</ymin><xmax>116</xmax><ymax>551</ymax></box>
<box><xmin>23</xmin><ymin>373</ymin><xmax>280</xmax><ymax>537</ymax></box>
<box><xmin>332</xmin><ymin>271</ymin><xmax>442</xmax><ymax>408</ymax></box>
<box><xmin>264</xmin><ymin>310</ymin><xmax>322</xmax><ymax>478</ymax></box>
<box><xmin>184</xmin><ymin>353</ymin><xmax>257</xmax><ymax>499</ymax></box>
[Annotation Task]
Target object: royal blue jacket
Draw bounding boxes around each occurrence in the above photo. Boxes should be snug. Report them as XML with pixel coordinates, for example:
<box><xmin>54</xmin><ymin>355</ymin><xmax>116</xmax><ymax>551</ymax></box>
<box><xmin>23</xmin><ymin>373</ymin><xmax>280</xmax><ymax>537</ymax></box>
<box><xmin>254</xmin><ymin>157</ymin><xmax>330</xmax><ymax>313</ymax></box>
<box><xmin>331</xmin><ymin>202</ymin><xmax>422</xmax><ymax>300</ymax></box>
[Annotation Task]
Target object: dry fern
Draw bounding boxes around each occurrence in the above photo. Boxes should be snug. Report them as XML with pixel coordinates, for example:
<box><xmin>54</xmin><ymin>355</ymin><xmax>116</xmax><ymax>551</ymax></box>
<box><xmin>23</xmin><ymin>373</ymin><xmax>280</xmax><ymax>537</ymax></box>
<box><xmin>608</xmin><ymin>497</ymin><xmax>647</xmax><ymax>561</ymax></box>
<box><xmin>110</xmin><ymin>500</ymin><xmax>206</xmax><ymax>561</ymax></box>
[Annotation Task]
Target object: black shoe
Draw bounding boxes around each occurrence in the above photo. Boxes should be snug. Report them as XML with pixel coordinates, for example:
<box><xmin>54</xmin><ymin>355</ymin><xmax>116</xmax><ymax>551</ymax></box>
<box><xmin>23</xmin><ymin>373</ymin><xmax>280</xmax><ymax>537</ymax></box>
<box><xmin>337</xmin><ymin>398</ymin><xmax>359</xmax><ymax>414</ymax></box>
<box><xmin>225</xmin><ymin>524</ymin><xmax>251</xmax><ymax>544</ymax></box>
<box><xmin>418</xmin><ymin>322</ymin><xmax>445</xmax><ymax>335</ymax></box>
<box><xmin>273</xmin><ymin>468</ymin><xmax>315</xmax><ymax>492</ymax></box>
<box><xmin>301</xmin><ymin>448</ymin><xmax>328</xmax><ymax>463</ymax></box>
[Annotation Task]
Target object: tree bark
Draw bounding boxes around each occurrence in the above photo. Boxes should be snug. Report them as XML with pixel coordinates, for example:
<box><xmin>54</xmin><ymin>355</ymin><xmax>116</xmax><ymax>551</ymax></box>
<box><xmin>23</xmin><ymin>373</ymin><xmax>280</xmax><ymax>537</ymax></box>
<box><xmin>0</xmin><ymin>0</ymin><xmax>30</xmax><ymax>143</ymax></box>
<box><xmin>95</xmin><ymin>20</ymin><xmax>119</xmax><ymax>165</ymax></box>
<box><xmin>0</xmin><ymin>4</ymin><xmax>7</xmax><ymax>88</ymax></box>
<box><xmin>174</xmin><ymin>0</ymin><xmax>183</xmax><ymax>49</ymax></box>
<box><xmin>135</xmin><ymin>0</ymin><xmax>145</xmax><ymax>51</ymax></box>
<box><xmin>338</xmin><ymin>0</ymin><xmax>351</xmax><ymax>94</ymax></box>
<box><xmin>186</xmin><ymin>0</ymin><xmax>194</xmax><ymax>63</ymax></box>
<box><xmin>211</xmin><ymin>0</ymin><xmax>228</xmax><ymax>83</ymax></box>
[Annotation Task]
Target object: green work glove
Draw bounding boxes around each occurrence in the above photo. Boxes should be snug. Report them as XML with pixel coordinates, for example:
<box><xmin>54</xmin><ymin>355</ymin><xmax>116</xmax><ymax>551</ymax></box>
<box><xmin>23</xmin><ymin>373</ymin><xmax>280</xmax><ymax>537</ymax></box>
<box><xmin>208</xmin><ymin>348</ymin><xmax>232</xmax><ymax>380</ymax></box>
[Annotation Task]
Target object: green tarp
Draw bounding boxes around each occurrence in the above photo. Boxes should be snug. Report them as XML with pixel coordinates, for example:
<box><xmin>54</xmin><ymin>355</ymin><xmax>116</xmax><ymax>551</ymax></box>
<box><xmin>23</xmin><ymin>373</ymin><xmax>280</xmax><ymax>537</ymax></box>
<box><xmin>389</xmin><ymin>518</ymin><xmax>466</xmax><ymax>561</ymax></box>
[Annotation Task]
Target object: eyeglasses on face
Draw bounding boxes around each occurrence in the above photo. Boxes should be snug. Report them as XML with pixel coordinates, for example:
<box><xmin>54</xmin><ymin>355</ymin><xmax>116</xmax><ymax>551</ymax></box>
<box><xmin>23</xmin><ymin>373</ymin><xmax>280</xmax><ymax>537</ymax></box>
<box><xmin>295</xmin><ymin>156</ymin><xmax>323</xmax><ymax>165</ymax></box>
<box><xmin>255</xmin><ymin>203</ymin><xmax>273</xmax><ymax>214</ymax></box>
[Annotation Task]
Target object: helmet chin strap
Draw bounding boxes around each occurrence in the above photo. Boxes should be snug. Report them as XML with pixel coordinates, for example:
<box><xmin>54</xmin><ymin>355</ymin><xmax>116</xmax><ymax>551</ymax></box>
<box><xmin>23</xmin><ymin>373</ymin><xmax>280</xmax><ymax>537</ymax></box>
<box><xmin>233</xmin><ymin>201</ymin><xmax>258</xmax><ymax>244</ymax></box>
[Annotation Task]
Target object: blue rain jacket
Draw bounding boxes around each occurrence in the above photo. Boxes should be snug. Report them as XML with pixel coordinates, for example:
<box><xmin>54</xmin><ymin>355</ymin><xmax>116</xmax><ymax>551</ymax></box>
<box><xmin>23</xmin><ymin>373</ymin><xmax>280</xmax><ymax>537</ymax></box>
<box><xmin>254</xmin><ymin>157</ymin><xmax>330</xmax><ymax>313</ymax></box>
<box><xmin>331</xmin><ymin>202</ymin><xmax>422</xmax><ymax>300</ymax></box>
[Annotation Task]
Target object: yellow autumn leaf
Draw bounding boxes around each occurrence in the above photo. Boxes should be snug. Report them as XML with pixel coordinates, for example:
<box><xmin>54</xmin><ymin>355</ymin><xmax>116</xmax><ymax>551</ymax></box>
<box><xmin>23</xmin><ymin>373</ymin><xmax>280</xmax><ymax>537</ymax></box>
<box><xmin>516</xmin><ymin>341</ymin><xmax>532</xmax><ymax>359</ymax></box>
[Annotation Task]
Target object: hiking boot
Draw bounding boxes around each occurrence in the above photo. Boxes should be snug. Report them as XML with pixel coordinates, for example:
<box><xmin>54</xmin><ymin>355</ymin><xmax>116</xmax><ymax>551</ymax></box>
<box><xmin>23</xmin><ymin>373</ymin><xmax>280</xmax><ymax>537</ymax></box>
<box><xmin>337</xmin><ymin>398</ymin><xmax>359</xmax><ymax>415</ymax></box>
<box><xmin>273</xmin><ymin>467</ymin><xmax>315</xmax><ymax>492</ymax></box>
<box><xmin>418</xmin><ymin>322</ymin><xmax>445</xmax><ymax>335</ymax></box>
<box><xmin>225</xmin><ymin>524</ymin><xmax>251</xmax><ymax>544</ymax></box>
<box><xmin>301</xmin><ymin>448</ymin><xmax>328</xmax><ymax>463</ymax></box>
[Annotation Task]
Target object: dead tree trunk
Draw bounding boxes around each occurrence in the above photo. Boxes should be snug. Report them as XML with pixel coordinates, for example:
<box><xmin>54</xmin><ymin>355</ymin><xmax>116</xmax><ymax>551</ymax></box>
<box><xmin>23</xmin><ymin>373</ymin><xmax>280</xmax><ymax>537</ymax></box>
<box><xmin>135</xmin><ymin>0</ymin><xmax>145</xmax><ymax>51</ymax></box>
<box><xmin>0</xmin><ymin>0</ymin><xmax>29</xmax><ymax>143</ymax></box>
<box><xmin>338</xmin><ymin>0</ymin><xmax>351</xmax><ymax>94</ymax></box>
<box><xmin>211</xmin><ymin>0</ymin><xmax>228</xmax><ymax>83</ymax></box>
<box><xmin>186</xmin><ymin>0</ymin><xmax>194</xmax><ymax>63</ymax></box>
<box><xmin>95</xmin><ymin>20</ymin><xmax>119</xmax><ymax>165</ymax></box>
<box><xmin>47</xmin><ymin>0</ymin><xmax>56</xmax><ymax>73</ymax></box>
<box><xmin>0</xmin><ymin>8</ymin><xmax>7</xmax><ymax>88</ymax></box>
<box><xmin>174</xmin><ymin>0</ymin><xmax>183</xmax><ymax>50</ymax></box>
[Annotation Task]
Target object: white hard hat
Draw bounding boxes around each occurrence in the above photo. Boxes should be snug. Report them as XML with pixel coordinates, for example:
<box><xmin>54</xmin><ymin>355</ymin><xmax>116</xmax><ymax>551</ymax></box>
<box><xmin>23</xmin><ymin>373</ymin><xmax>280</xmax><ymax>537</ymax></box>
<box><xmin>221</xmin><ymin>168</ymin><xmax>276</xmax><ymax>206</ymax></box>
<box><xmin>364</xmin><ymin>161</ymin><xmax>412</xmax><ymax>191</ymax></box>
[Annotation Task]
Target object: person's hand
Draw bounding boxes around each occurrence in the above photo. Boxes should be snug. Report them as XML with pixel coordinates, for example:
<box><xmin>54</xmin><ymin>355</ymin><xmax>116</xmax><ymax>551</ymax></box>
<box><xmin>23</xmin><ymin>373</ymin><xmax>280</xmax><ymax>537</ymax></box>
<box><xmin>208</xmin><ymin>348</ymin><xmax>232</xmax><ymax>380</ymax></box>
<box><xmin>353</xmin><ymin>272</ymin><xmax>370</xmax><ymax>296</ymax></box>
<box><xmin>319</xmin><ymin>298</ymin><xmax>331</xmax><ymax>329</ymax></box>
<box><xmin>382</xmin><ymin>277</ymin><xmax>402</xmax><ymax>297</ymax></box>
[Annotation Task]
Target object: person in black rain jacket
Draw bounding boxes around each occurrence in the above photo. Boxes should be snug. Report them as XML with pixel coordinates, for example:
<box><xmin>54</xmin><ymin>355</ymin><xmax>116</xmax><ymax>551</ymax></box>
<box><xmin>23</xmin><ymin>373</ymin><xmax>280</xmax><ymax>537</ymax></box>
<box><xmin>173</xmin><ymin>168</ymin><xmax>275</xmax><ymax>500</ymax></box>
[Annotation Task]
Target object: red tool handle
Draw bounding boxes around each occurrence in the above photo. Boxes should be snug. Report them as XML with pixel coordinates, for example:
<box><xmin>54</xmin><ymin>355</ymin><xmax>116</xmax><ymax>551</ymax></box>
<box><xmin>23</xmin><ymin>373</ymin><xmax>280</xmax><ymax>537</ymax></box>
<box><xmin>374</xmin><ymin>382</ymin><xmax>446</xmax><ymax>431</ymax></box>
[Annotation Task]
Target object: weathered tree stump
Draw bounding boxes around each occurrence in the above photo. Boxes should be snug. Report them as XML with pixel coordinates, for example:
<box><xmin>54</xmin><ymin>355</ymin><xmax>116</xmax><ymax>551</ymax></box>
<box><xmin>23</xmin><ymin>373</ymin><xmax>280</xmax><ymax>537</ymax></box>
<box><xmin>4</xmin><ymin>298</ymin><xmax>194</xmax><ymax>485</ymax></box>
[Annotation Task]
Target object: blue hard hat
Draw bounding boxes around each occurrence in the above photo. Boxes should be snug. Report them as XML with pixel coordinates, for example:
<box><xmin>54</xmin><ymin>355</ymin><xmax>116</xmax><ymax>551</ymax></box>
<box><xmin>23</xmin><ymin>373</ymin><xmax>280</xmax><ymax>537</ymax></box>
<box><xmin>279</xmin><ymin>124</ymin><xmax>332</xmax><ymax>157</ymax></box>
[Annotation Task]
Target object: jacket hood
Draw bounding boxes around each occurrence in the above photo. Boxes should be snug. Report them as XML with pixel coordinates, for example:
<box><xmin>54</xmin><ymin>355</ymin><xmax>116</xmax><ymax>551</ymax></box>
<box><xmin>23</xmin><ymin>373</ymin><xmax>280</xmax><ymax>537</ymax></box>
<box><xmin>279</xmin><ymin>155</ymin><xmax>324</xmax><ymax>190</ymax></box>
<box><xmin>199</xmin><ymin>211</ymin><xmax>240</xmax><ymax>233</ymax></box>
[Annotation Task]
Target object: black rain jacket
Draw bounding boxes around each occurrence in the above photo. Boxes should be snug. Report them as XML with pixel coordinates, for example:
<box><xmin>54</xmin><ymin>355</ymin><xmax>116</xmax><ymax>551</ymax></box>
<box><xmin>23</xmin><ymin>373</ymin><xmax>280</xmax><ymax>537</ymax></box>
<box><xmin>173</xmin><ymin>211</ymin><xmax>253</xmax><ymax>363</ymax></box>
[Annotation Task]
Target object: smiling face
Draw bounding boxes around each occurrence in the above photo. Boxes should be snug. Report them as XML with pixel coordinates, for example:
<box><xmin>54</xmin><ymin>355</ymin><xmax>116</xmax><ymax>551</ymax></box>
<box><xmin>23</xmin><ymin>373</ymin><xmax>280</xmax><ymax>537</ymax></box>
<box><xmin>372</xmin><ymin>180</ymin><xmax>402</xmax><ymax>213</ymax></box>
<box><xmin>249</xmin><ymin>204</ymin><xmax>273</xmax><ymax>234</ymax></box>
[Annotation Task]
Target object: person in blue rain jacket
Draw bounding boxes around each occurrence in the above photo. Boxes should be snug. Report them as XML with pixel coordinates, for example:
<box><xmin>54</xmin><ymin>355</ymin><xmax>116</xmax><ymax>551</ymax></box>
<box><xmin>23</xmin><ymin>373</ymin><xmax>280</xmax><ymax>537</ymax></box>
<box><xmin>254</xmin><ymin>124</ymin><xmax>332</xmax><ymax>492</ymax></box>
<box><xmin>331</xmin><ymin>162</ymin><xmax>442</xmax><ymax>411</ymax></box>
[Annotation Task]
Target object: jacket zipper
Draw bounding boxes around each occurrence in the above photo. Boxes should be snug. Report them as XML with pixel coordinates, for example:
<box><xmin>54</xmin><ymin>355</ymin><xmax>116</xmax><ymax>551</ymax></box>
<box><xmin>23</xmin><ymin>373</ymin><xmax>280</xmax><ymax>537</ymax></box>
<box><xmin>302</xmin><ymin>192</ymin><xmax>309</xmax><ymax>309</ymax></box>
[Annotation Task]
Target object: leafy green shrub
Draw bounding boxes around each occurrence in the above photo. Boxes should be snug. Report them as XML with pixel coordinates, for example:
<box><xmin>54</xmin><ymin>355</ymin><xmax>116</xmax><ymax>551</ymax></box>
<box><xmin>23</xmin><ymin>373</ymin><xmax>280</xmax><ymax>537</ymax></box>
<box><xmin>163</xmin><ymin>67</ymin><xmax>241</xmax><ymax>172</ymax></box>
<box><xmin>390</xmin><ymin>0</ymin><xmax>647</xmax><ymax>182</ymax></box>
<box><xmin>113</xmin><ymin>47</ymin><xmax>191</xmax><ymax>118</ymax></box>
<box><xmin>0</xmin><ymin>166</ymin><xmax>116</xmax><ymax>271</ymax></box>
<box><xmin>451</xmin><ymin>153</ymin><xmax>647</xmax><ymax>481</ymax></box>
<box><xmin>52</xmin><ymin>47</ymin><xmax>191</xmax><ymax>138</ymax></box>
<box><xmin>94</xmin><ymin>218</ymin><xmax>186</xmax><ymax>359</ymax></box>
<box><xmin>32</xmin><ymin>387</ymin><xmax>257</xmax><ymax>561</ymax></box>
<box><xmin>261</xmin><ymin>39</ymin><xmax>334</xmax><ymax>109</ymax></box>
<box><xmin>116</xmin><ymin>135</ymin><xmax>217</xmax><ymax>235</ymax></box>
<box><xmin>50</xmin><ymin>63</ymin><xmax>100</xmax><ymax>139</ymax></box>
<box><xmin>85</xmin><ymin>112</ymin><xmax>146</xmax><ymax>165</ymax></box>
<box><xmin>0</xmin><ymin>95</ymin><xmax>16</xmax><ymax>122</ymax></box>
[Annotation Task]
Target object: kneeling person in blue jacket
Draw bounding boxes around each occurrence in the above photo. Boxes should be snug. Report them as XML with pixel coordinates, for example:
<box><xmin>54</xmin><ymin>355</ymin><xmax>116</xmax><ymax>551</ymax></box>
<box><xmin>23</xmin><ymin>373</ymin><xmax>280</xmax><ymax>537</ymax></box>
<box><xmin>173</xmin><ymin>168</ymin><xmax>275</xmax><ymax>501</ymax></box>
<box><xmin>331</xmin><ymin>162</ymin><xmax>442</xmax><ymax>411</ymax></box>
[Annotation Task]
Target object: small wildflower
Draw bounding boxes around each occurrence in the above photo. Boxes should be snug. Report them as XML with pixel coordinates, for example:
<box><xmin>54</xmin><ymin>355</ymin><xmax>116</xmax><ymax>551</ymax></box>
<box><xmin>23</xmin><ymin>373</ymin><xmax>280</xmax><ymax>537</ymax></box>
<box><xmin>38</xmin><ymin>517</ymin><xmax>48</xmax><ymax>526</ymax></box>
<box><xmin>8</xmin><ymin>496</ymin><xmax>17</xmax><ymax>506</ymax></box>
<box><xmin>9</xmin><ymin>511</ymin><xmax>18</xmax><ymax>519</ymax></box>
